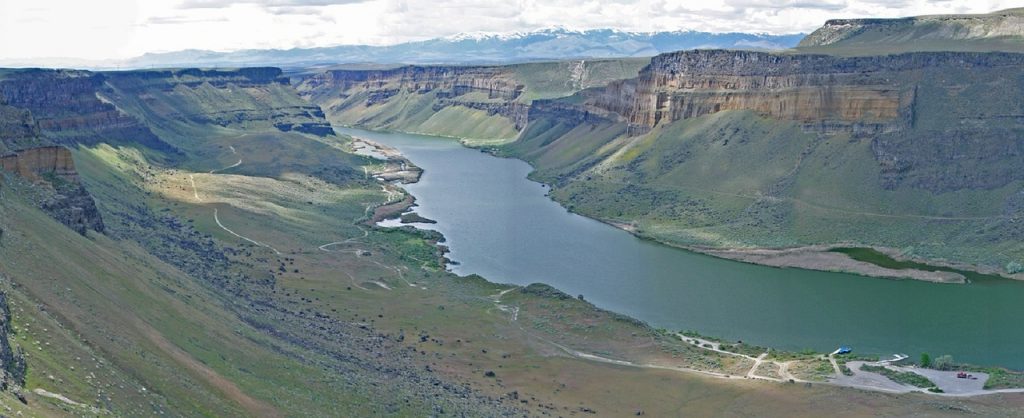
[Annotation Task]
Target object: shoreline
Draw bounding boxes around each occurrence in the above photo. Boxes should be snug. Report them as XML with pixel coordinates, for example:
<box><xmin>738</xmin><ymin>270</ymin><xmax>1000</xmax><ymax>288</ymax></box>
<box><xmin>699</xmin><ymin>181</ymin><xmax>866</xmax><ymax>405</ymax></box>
<box><xmin>596</xmin><ymin>218</ymin><xmax>1022</xmax><ymax>284</ymax></box>
<box><xmin>350</xmin><ymin>123</ymin><xmax>1023</xmax><ymax>284</ymax></box>
<box><xmin>345</xmin><ymin>126</ymin><xmax>1024</xmax><ymax>394</ymax></box>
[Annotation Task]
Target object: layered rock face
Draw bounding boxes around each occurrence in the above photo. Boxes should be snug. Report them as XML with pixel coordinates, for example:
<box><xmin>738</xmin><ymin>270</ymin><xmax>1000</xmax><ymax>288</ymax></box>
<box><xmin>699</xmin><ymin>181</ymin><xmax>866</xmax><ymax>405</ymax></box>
<box><xmin>0</xmin><ymin>146</ymin><xmax>105</xmax><ymax>235</ymax></box>
<box><xmin>578</xmin><ymin>50</ymin><xmax>990</xmax><ymax>136</ymax></box>
<box><xmin>104</xmin><ymin>68</ymin><xmax>335</xmax><ymax>136</ymax></box>
<box><xmin>571</xmin><ymin>50</ymin><xmax>1024</xmax><ymax>138</ymax></box>
<box><xmin>302</xmin><ymin>66</ymin><xmax>524</xmax><ymax>101</ymax></box>
<box><xmin>0</xmin><ymin>146</ymin><xmax>76</xmax><ymax>182</ymax></box>
<box><xmin>300</xmin><ymin>65</ymin><xmax>530</xmax><ymax>129</ymax></box>
<box><xmin>525</xmin><ymin>50</ymin><xmax>1024</xmax><ymax>192</ymax></box>
<box><xmin>0</xmin><ymin>70</ymin><xmax>174</xmax><ymax>152</ymax></box>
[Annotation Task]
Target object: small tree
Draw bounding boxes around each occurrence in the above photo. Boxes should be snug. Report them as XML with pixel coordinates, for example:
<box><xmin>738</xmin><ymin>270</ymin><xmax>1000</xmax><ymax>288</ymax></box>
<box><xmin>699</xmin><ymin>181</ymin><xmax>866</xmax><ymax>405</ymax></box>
<box><xmin>1007</xmin><ymin>261</ymin><xmax>1024</xmax><ymax>274</ymax></box>
<box><xmin>933</xmin><ymin>355</ymin><xmax>955</xmax><ymax>371</ymax></box>
<box><xmin>920</xmin><ymin>353</ymin><xmax>932</xmax><ymax>368</ymax></box>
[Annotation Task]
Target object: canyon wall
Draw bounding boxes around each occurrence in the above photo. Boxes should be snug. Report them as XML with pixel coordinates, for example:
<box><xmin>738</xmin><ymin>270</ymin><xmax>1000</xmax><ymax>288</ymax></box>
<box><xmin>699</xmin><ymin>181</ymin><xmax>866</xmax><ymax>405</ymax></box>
<box><xmin>0</xmin><ymin>70</ymin><xmax>175</xmax><ymax>153</ymax></box>
<box><xmin>104</xmin><ymin>68</ymin><xmax>335</xmax><ymax>136</ymax></box>
<box><xmin>299</xmin><ymin>65</ymin><xmax>530</xmax><ymax>132</ymax></box>
<box><xmin>297</xmin><ymin>59</ymin><xmax>649</xmax><ymax>141</ymax></box>
<box><xmin>574</xmin><ymin>50</ymin><xmax>1024</xmax><ymax>137</ymax></box>
<box><xmin>0</xmin><ymin>105</ymin><xmax>40</xmax><ymax>153</ymax></box>
<box><xmin>531</xmin><ymin>49</ymin><xmax>1024</xmax><ymax>191</ymax></box>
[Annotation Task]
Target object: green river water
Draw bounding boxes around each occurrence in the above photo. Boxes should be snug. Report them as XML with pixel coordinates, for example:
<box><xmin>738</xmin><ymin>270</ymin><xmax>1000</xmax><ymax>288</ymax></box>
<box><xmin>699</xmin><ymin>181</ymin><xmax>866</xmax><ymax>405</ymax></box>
<box><xmin>344</xmin><ymin>127</ymin><xmax>1024</xmax><ymax>370</ymax></box>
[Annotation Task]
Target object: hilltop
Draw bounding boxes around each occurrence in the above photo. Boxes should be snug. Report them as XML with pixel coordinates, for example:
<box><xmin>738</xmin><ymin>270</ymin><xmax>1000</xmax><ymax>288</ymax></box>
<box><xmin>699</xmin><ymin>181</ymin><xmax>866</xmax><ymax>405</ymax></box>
<box><xmin>797</xmin><ymin>8</ymin><xmax>1024</xmax><ymax>55</ymax></box>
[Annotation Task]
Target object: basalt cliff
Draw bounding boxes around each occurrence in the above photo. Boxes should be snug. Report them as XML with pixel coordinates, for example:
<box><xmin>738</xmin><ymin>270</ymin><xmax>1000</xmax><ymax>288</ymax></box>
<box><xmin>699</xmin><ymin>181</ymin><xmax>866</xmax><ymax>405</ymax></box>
<box><xmin>297</xmin><ymin>58</ymin><xmax>650</xmax><ymax>142</ymax></box>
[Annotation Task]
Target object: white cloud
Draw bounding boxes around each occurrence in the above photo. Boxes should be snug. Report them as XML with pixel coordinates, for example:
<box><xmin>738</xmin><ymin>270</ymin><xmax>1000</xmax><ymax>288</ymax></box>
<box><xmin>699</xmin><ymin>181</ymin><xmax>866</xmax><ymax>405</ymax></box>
<box><xmin>0</xmin><ymin>0</ymin><xmax>1019</xmax><ymax>61</ymax></box>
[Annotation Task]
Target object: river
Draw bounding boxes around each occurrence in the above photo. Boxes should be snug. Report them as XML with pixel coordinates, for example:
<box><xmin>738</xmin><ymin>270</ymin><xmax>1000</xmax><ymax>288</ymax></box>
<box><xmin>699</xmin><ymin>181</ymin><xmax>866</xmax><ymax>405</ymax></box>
<box><xmin>339</xmin><ymin>127</ymin><xmax>1024</xmax><ymax>370</ymax></box>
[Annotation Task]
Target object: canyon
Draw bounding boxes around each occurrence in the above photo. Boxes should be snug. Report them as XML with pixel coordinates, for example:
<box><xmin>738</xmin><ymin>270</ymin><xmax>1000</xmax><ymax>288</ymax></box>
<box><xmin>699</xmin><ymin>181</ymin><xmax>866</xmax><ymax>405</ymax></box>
<box><xmin>301</xmin><ymin>49</ymin><xmax>1024</xmax><ymax>277</ymax></box>
<box><xmin>0</xmin><ymin>8</ymin><xmax>1023</xmax><ymax>415</ymax></box>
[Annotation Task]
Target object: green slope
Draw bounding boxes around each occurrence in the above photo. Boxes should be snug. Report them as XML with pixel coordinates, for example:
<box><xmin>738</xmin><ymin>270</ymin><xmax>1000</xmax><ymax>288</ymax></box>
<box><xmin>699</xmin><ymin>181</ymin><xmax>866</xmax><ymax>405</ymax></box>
<box><xmin>504</xmin><ymin>107</ymin><xmax>1024</xmax><ymax>273</ymax></box>
<box><xmin>796</xmin><ymin>8</ymin><xmax>1024</xmax><ymax>56</ymax></box>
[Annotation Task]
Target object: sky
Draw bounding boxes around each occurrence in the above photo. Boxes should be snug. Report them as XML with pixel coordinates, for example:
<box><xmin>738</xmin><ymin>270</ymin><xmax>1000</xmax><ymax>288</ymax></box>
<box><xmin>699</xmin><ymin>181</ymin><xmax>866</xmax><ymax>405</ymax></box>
<box><xmin>0</xmin><ymin>0</ymin><xmax>1019</xmax><ymax>61</ymax></box>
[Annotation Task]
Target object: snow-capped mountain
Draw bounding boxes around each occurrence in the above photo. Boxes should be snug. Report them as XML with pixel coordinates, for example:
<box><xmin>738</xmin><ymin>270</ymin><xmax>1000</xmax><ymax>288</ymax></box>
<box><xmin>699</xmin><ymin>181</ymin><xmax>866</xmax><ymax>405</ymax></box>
<box><xmin>120</xmin><ymin>28</ymin><xmax>804</xmax><ymax>69</ymax></box>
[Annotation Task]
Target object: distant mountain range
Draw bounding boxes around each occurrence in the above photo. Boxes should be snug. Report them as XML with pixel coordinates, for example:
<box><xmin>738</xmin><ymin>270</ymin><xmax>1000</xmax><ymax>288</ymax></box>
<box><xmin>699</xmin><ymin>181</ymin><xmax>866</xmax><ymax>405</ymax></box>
<box><xmin>1</xmin><ymin>28</ymin><xmax>803</xmax><ymax>70</ymax></box>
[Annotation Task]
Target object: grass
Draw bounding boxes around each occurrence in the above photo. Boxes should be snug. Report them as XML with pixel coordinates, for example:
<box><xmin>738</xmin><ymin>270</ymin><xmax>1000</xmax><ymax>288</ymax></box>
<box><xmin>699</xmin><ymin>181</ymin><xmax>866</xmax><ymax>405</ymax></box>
<box><xmin>960</xmin><ymin>365</ymin><xmax>1024</xmax><ymax>390</ymax></box>
<box><xmin>859</xmin><ymin>364</ymin><xmax>938</xmax><ymax>389</ymax></box>
<box><xmin>830</xmin><ymin>247</ymin><xmax>1007</xmax><ymax>282</ymax></box>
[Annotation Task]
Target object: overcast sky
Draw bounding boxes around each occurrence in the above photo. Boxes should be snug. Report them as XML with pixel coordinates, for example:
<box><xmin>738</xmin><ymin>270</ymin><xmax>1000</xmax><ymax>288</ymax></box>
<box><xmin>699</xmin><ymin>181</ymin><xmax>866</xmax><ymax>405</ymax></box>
<box><xmin>0</xmin><ymin>0</ymin><xmax>1019</xmax><ymax>61</ymax></box>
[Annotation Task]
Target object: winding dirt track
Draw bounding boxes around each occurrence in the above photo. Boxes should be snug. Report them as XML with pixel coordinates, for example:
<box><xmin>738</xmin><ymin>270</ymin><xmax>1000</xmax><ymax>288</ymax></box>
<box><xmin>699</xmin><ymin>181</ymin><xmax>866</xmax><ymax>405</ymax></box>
<box><xmin>188</xmin><ymin>150</ymin><xmax>281</xmax><ymax>256</ymax></box>
<box><xmin>213</xmin><ymin>208</ymin><xmax>282</xmax><ymax>255</ymax></box>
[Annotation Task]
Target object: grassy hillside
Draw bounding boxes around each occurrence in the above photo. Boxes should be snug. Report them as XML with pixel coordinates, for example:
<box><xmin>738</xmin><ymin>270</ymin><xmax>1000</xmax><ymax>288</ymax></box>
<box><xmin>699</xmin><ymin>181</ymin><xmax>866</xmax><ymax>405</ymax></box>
<box><xmin>509</xmin><ymin>58</ymin><xmax>650</xmax><ymax>102</ymax></box>
<box><xmin>796</xmin><ymin>8</ymin><xmax>1024</xmax><ymax>56</ymax></box>
<box><xmin>318</xmin><ymin>89</ymin><xmax>520</xmax><ymax>144</ymax></box>
<box><xmin>503</xmin><ymin>107</ymin><xmax>1024</xmax><ymax>274</ymax></box>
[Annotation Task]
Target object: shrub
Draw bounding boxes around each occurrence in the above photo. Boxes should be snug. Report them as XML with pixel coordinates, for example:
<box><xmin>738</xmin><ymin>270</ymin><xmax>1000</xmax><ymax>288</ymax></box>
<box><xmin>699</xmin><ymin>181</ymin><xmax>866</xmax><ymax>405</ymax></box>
<box><xmin>1007</xmin><ymin>261</ymin><xmax>1024</xmax><ymax>274</ymax></box>
<box><xmin>920</xmin><ymin>353</ymin><xmax>931</xmax><ymax>368</ymax></box>
<box><xmin>932</xmin><ymin>355</ymin><xmax>955</xmax><ymax>371</ymax></box>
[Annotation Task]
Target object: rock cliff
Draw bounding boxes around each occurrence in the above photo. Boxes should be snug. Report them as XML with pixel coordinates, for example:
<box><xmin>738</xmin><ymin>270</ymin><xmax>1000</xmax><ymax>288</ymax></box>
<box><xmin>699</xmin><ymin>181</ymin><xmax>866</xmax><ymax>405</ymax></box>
<box><xmin>1</xmin><ymin>146</ymin><xmax>105</xmax><ymax>235</ymax></box>
<box><xmin>0</xmin><ymin>69</ymin><xmax>175</xmax><ymax>153</ymax></box>
<box><xmin>298</xmin><ymin>59</ymin><xmax>649</xmax><ymax>141</ymax></box>
<box><xmin>534</xmin><ymin>50</ymin><xmax>1024</xmax><ymax>191</ymax></box>
<box><xmin>0</xmin><ymin>146</ymin><xmax>76</xmax><ymax>182</ymax></box>
<box><xmin>570</xmin><ymin>50</ymin><xmax>1024</xmax><ymax>137</ymax></box>
<box><xmin>0</xmin><ymin>104</ymin><xmax>41</xmax><ymax>153</ymax></box>
<box><xmin>299</xmin><ymin>65</ymin><xmax>530</xmax><ymax>131</ymax></box>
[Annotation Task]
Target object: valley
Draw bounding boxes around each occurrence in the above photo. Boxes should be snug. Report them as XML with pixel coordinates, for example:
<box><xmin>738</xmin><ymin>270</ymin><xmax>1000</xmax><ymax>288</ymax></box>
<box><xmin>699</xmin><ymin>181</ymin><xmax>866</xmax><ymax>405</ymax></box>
<box><xmin>343</xmin><ymin>126</ymin><xmax>1024</xmax><ymax>372</ymax></box>
<box><xmin>1</xmin><ymin>6</ymin><xmax>1023</xmax><ymax>416</ymax></box>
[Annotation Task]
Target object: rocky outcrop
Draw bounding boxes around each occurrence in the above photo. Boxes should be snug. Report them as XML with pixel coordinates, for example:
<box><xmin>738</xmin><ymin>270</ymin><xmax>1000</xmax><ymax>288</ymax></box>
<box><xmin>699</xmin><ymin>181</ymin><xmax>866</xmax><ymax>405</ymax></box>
<box><xmin>1</xmin><ymin>146</ymin><xmax>105</xmax><ymax>235</ymax></box>
<box><xmin>0</xmin><ymin>104</ymin><xmax>42</xmax><ymax>153</ymax></box>
<box><xmin>0</xmin><ymin>146</ymin><xmax>76</xmax><ymax>182</ymax></box>
<box><xmin>0</xmin><ymin>70</ymin><xmax>175</xmax><ymax>153</ymax></box>
<box><xmin>303</xmin><ymin>66</ymin><xmax>525</xmax><ymax>102</ymax></box>
<box><xmin>0</xmin><ymin>291</ymin><xmax>26</xmax><ymax>392</ymax></box>
<box><xmin>799</xmin><ymin>8</ymin><xmax>1024</xmax><ymax>48</ymax></box>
